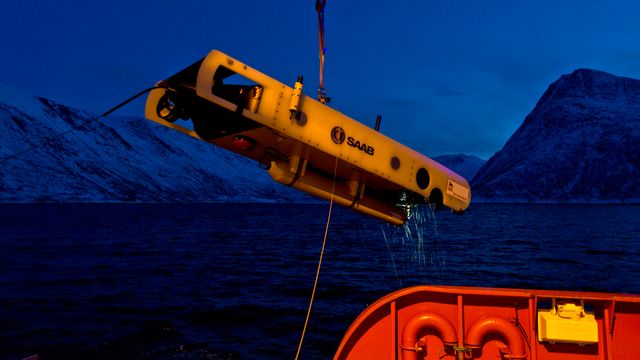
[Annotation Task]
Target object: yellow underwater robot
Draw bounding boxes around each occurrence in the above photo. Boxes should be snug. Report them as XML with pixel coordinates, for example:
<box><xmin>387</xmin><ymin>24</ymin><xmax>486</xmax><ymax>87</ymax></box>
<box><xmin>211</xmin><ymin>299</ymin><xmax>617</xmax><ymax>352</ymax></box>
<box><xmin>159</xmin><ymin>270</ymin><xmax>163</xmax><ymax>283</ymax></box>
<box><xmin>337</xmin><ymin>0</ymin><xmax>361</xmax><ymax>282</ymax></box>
<box><xmin>144</xmin><ymin>50</ymin><xmax>470</xmax><ymax>225</ymax></box>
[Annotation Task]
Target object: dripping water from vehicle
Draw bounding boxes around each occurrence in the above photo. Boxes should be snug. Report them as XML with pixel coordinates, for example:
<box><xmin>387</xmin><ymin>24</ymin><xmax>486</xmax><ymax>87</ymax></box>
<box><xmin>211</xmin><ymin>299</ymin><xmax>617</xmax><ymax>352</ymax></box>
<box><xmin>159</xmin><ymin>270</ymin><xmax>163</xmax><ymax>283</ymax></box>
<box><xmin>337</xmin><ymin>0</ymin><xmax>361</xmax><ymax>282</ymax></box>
<box><xmin>381</xmin><ymin>226</ymin><xmax>402</xmax><ymax>287</ymax></box>
<box><xmin>380</xmin><ymin>203</ymin><xmax>446</xmax><ymax>285</ymax></box>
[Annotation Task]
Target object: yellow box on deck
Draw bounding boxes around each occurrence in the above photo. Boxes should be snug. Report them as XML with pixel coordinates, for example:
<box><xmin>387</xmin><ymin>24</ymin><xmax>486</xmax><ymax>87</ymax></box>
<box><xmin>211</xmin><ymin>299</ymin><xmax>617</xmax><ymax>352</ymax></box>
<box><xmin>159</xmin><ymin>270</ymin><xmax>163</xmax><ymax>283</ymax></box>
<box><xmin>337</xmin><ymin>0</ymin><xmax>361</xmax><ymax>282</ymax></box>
<box><xmin>537</xmin><ymin>302</ymin><xmax>598</xmax><ymax>345</ymax></box>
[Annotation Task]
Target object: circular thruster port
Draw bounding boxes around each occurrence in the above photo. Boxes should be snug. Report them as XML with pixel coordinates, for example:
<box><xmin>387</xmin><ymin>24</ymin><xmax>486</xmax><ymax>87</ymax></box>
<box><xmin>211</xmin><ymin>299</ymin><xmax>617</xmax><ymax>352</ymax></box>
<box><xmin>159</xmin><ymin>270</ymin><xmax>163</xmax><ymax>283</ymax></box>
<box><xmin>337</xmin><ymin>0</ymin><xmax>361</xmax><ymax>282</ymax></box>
<box><xmin>390</xmin><ymin>156</ymin><xmax>400</xmax><ymax>170</ymax></box>
<box><xmin>416</xmin><ymin>168</ymin><xmax>430</xmax><ymax>190</ymax></box>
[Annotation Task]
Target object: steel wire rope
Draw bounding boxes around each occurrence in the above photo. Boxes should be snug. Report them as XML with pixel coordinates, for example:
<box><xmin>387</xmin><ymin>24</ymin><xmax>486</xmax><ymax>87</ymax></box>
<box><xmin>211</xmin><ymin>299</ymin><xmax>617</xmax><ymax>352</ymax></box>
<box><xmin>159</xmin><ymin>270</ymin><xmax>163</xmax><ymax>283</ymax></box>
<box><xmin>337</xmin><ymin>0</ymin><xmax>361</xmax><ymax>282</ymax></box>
<box><xmin>316</xmin><ymin>0</ymin><xmax>329</xmax><ymax>103</ymax></box>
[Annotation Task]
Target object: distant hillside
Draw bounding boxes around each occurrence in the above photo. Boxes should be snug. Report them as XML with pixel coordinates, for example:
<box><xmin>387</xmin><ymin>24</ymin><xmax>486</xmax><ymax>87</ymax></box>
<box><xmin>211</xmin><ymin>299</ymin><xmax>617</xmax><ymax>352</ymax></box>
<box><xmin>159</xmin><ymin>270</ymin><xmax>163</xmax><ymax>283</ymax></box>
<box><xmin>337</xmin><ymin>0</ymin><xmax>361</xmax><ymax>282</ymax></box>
<box><xmin>472</xmin><ymin>69</ymin><xmax>640</xmax><ymax>202</ymax></box>
<box><xmin>0</xmin><ymin>85</ymin><xmax>308</xmax><ymax>202</ymax></box>
<box><xmin>433</xmin><ymin>154</ymin><xmax>485</xmax><ymax>181</ymax></box>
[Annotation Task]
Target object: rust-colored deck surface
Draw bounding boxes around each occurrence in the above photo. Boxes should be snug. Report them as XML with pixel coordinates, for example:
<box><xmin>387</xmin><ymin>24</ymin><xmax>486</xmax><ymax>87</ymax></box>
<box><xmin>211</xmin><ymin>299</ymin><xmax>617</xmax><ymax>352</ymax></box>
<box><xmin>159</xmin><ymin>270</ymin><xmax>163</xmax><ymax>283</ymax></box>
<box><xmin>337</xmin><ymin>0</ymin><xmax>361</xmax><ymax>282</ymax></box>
<box><xmin>334</xmin><ymin>285</ymin><xmax>640</xmax><ymax>359</ymax></box>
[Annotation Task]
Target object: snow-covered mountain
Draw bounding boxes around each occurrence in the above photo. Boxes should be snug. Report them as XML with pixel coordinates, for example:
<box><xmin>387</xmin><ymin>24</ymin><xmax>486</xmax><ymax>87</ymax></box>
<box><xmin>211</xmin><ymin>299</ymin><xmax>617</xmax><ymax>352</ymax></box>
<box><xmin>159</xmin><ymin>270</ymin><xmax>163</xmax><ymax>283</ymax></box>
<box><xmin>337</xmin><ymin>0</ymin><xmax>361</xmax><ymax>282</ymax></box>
<box><xmin>433</xmin><ymin>154</ymin><xmax>485</xmax><ymax>181</ymax></box>
<box><xmin>0</xmin><ymin>85</ymin><xmax>310</xmax><ymax>202</ymax></box>
<box><xmin>472</xmin><ymin>69</ymin><xmax>640</xmax><ymax>202</ymax></box>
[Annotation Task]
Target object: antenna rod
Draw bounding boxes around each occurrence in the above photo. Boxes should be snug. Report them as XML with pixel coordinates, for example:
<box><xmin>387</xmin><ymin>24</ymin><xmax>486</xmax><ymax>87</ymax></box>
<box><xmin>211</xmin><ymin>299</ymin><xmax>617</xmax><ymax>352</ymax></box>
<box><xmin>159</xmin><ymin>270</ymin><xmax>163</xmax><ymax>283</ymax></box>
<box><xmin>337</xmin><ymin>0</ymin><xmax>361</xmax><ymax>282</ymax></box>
<box><xmin>375</xmin><ymin>114</ymin><xmax>382</xmax><ymax>132</ymax></box>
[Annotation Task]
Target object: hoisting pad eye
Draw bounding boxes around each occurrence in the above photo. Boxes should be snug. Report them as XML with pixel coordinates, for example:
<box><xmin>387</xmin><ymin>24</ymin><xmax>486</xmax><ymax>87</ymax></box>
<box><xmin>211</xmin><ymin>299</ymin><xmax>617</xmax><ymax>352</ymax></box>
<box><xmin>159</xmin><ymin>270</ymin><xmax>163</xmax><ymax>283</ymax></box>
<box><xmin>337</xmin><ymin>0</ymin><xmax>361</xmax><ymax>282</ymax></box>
<box><xmin>156</xmin><ymin>91</ymin><xmax>188</xmax><ymax>123</ymax></box>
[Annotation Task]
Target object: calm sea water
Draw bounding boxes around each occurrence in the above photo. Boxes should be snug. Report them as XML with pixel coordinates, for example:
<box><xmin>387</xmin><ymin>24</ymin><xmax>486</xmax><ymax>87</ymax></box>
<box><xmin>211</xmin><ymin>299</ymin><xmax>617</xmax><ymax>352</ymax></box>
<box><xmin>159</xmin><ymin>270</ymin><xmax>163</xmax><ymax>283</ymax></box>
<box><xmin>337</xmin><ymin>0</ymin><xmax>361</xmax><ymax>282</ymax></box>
<box><xmin>1</xmin><ymin>203</ymin><xmax>639</xmax><ymax>359</ymax></box>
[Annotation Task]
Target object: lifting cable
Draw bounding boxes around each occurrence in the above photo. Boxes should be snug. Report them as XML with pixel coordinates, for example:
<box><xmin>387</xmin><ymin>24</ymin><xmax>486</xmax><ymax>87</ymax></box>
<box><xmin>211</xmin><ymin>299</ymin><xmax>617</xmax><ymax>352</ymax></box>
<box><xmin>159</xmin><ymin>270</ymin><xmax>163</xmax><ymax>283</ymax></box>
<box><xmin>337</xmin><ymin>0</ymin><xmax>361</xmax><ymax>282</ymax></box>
<box><xmin>316</xmin><ymin>0</ymin><xmax>330</xmax><ymax>104</ymax></box>
<box><xmin>0</xmin><ymin>85</ymin><xmax>163</xmax><ymax>165</ymax></box>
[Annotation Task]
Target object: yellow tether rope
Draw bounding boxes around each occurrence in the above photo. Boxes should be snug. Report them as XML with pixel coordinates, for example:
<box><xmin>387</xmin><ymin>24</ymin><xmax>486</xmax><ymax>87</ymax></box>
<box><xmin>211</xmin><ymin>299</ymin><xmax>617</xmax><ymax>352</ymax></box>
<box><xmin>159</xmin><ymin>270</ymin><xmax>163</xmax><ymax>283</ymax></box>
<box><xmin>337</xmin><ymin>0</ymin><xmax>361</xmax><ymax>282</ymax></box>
<box><xmin>294</xmin><ymin>155</ymin><xmax>339</xmax><ymax>360</ymax></box>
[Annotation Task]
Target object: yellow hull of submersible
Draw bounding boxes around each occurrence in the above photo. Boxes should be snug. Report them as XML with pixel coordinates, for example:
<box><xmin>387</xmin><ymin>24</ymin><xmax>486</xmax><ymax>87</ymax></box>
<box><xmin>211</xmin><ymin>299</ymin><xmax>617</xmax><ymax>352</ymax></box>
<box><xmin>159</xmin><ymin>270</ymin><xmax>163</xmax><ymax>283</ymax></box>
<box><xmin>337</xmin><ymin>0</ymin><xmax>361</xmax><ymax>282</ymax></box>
<box><xmin>144</xmin><ymin>50</ymin><xmax>470</xmax><ymax>225</ymax></box>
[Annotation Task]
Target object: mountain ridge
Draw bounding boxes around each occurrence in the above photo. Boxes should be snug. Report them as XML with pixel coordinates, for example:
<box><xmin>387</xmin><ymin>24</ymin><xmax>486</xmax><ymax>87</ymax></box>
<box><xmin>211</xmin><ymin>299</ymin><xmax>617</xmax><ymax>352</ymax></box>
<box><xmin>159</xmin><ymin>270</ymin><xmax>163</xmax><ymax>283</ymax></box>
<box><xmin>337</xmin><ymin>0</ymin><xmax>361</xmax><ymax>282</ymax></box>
<box><xmin>0</xmin><ymin>85</ymin><xmax>310</xmax><ymax>203</ymax></box>
<box><xmin>432</xmin><ymin>154</ymin><xmax>485</xmax><ymax>181</ymax></box>
<box><xmin>472</xmin><ymin>68</ymin><xmax>640</xmax><ymax>202</ymax></box>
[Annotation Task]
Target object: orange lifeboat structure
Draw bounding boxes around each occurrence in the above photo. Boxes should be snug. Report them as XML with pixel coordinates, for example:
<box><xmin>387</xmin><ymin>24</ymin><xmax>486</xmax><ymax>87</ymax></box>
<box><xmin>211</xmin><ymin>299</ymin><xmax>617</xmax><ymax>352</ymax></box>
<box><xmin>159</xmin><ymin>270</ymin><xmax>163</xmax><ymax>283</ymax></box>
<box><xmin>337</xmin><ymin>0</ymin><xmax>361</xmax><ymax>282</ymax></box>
<box><xmin>334</xmin><ymin>285</ymin><xmax>640</xmax><ymax>360</ymax></box>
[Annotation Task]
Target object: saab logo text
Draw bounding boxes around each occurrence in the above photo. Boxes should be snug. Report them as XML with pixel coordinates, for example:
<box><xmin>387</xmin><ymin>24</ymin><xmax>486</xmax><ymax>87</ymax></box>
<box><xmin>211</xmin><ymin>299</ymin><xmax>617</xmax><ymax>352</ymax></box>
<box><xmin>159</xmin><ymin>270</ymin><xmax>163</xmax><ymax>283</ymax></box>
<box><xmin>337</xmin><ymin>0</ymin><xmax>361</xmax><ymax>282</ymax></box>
<box><xmin>347</xmin><ymin>136</ymin><xmax>374</xmax><ymax>156</ymax></box>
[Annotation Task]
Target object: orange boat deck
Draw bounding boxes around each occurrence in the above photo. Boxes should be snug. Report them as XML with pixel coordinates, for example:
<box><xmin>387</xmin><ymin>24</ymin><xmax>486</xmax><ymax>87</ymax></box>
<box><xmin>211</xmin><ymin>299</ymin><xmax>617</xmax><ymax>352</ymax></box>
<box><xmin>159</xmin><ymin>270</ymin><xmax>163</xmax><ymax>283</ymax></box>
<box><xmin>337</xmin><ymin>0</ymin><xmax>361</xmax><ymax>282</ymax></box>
<box><xmin>334</xmin><ymin>285</ymin><xmax>640</xmax><ymax>360</ymax></box>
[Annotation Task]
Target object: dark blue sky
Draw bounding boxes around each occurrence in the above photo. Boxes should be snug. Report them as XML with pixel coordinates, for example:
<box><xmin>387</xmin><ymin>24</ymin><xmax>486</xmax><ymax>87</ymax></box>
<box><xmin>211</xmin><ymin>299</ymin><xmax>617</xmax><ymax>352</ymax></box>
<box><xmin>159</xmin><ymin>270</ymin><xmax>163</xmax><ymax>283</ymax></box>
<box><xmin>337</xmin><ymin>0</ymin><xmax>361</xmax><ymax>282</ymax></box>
<box><xmin>2</xmin><ymin>0</ymin><xmax>639</xmax><ymax>159</ymax></box>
